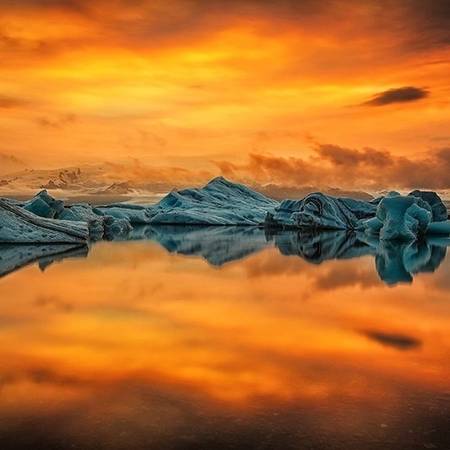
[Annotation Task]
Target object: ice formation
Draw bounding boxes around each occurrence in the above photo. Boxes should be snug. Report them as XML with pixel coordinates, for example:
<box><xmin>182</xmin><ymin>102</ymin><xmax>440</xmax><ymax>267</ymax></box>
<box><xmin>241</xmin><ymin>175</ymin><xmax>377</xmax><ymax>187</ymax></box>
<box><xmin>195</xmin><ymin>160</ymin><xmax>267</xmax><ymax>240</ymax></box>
<box><xmin>16</xmin><ymin>190</ymin><xmax>142</xmax><ymax>241</ymax></box>
<box><xmin>361</xmin><ymin>191</ymin><xmax>450</xmax><ymax>241</ymax></box>
<box><xmin>0</xmin><ymin>199</ymin><xmax>89</xmax><ymax>244</ymax></box>
<box><xmin>0</xmin><ymin>177</ymin><xmax>449</xmax><ymax>245</ymax></box>
<box><xmin>147</xmin><ymin>177</ymin><xmax>277</xmax><ymax>225</ymax></box>
<box><xmin>262</xmin><ymin>188</ymin><xmax>448</xmax><ymax>241</ymax></box>
<box><xmin>265</xmin><ymin>193</ymin><xmax>377</xmax><ymax>230</ymax></box>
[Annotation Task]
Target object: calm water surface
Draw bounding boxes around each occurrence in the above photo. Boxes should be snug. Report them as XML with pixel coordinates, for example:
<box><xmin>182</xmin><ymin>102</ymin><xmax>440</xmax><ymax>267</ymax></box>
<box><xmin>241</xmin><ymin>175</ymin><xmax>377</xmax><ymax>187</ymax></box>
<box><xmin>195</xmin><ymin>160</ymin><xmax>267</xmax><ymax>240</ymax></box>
<box><xmin>0</xmin><ymin>228</ymin><xmax>449</xmax><ymax>450</ymax></box>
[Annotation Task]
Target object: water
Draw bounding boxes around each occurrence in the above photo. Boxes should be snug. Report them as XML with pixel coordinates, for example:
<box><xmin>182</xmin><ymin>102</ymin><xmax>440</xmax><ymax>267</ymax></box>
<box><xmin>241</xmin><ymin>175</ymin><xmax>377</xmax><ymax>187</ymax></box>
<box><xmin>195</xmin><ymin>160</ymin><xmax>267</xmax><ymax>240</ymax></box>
<box><xmin>0</xmin><ymin>227</ymin><xmax>449</xmax><ymax>450</ymax></box>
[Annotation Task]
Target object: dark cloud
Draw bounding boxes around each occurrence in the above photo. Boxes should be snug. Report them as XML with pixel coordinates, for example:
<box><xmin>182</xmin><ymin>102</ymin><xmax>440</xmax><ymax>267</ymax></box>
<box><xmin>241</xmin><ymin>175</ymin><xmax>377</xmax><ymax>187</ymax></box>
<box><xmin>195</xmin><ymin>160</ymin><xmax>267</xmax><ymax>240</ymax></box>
<box><xmin>0</xmin><ymin>0</ymin><xmax>87</xmax><ymax>12</ymax></box>
<box><xmin>362</xmin><ymin>86</ymin><xmax>429</xmax><ymax>107</ymax></box>
<box><xmin>1</xmin><ymin>0</ymin><xmax>448</xmax><ymax>56</ymax></box>
<box><xmin>362</xmin><ymin>330</ymin><xmax>422</xmax><ymax>350</ymax></box>
<box><xmin>214</xmin><ymin>145</ymin><xmax>450</xmax><ymax>190</ymax></box>
<box><xmin>317</xmin><ymin>144</ymin><xmax>392</xmax><ymax>166</ymax></box>
<box><xmin>403</xmin><ymin>0</ymin><xmax>450</xmax><ymax>49</ymax></box>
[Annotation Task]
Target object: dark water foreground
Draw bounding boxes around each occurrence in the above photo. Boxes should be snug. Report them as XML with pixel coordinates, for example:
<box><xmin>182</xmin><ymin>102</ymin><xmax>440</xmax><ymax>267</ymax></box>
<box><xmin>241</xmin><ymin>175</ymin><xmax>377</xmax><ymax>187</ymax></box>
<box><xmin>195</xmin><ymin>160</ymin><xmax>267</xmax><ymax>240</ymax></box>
<box><xmin>0</xmin><ymin>227</ymin><xmax>449</xmax><ymax>450</ymax></box>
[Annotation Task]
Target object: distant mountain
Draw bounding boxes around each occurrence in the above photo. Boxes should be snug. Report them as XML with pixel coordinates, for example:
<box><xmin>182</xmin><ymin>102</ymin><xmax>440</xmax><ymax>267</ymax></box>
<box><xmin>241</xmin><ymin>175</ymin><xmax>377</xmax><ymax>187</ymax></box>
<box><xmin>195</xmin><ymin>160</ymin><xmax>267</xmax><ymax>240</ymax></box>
<box><xmin>94</xmin><ymin>182</ymin><xmax>136</xmax><ymax>195</ymax></box>
<box><xmin>0</xmin><ymin>164</ymin><xmax>130</xmax><ymax>197</ymax></box>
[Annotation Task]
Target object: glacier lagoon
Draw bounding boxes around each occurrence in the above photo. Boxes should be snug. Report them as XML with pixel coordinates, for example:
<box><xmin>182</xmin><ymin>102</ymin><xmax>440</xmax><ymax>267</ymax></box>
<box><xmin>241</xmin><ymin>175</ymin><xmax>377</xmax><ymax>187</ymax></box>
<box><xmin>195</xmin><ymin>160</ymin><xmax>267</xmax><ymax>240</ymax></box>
<box><xmin>0</xmin><ymin>226</ymin><xmax>449</xmax><ymax>450</ymax></box>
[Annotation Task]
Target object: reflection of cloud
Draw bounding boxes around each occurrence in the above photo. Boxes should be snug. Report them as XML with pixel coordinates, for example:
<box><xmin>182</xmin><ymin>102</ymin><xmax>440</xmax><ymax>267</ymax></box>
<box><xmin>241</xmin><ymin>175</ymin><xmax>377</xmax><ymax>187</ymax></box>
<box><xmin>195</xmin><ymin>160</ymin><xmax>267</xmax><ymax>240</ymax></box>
<box><xmin>312</xmin><ymin>264</ymin><xmax>379</xmax><ymax>290</ymax></box>
<box><xmin>362</xmin><ymin>86</ymin><xmax>429</xmax><ymax>106</ymax></box>
<box><xmin>362</xmin><ymin>330</ymin><xmax>422</xmax><ymax>350</ymax></box>
<box><xmin>0</xmin><ymin>235</ymin><xmax>448</xmax><ymax>449</ymax></box>
<box><xmin>34</xmin><ymin>295</ymin><xmax>73</xmax><ymax>313</ymax></box>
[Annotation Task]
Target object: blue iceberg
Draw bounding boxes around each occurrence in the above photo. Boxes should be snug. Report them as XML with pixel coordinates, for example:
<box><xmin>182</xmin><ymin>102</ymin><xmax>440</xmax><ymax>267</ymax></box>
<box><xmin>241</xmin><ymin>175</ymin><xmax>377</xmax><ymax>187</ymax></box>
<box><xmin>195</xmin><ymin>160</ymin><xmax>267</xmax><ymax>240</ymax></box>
<box><xmin>147</xmin><ymin>177</ymin><xmax>277</xmax><ymax>225</ymax></box>
<box><xmin>0</xmin><ymin>178</ymin><xmax>449</xmax><ymax>244</ymax></box>
<box><xmin>361</xmin><ymin>191</ymin><xmax>450</xmax><ymax>241</ymax></box>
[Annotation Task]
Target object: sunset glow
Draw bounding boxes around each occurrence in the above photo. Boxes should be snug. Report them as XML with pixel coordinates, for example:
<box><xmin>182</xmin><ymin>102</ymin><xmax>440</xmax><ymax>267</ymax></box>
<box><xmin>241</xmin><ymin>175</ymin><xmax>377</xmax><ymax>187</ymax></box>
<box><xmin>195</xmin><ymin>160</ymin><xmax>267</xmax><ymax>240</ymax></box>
<box><xmin>1</xmin><ymin>0</ymin><xmax>449</xmax><ymax>189</ymax></box>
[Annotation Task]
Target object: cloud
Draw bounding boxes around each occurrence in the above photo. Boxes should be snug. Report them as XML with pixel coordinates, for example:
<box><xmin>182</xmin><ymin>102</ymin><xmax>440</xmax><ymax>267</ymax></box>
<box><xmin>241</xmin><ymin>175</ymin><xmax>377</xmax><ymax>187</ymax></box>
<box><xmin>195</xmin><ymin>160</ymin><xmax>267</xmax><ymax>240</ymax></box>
<box><xmin>0</xmin><ymin>95</ymin><xmax>30</xmax><ymax>109</ymax></box>
<box><xmin>0</xmin><ymin>152</ymin><xmax>24</xmax><ymax>165</ymax></box>
<box><xmin>362</xmin><ymin>86</ymin><xmax>429</xmax><ymax>107</ymax></box>
<box><xmin>1</xmin><ymin>0</ymin><xmax>448</xmax><ymax>55</ymax></box>
<box><xmin>362</xmin><ymin>330</ymin><xmax>422</xmax><ymax>350</ymax></box>
<box><xmin>213</xmin><ymin>145</ymin><xmax>450</xmax><ymax>190</ymax></box>
<box><xmin>316</xmin><ymin>144</ymin><xmax>392</xmax><ymax>166</ymax></box>
<box><xmin>0</xmin><ymin>152</ymin><xmax>27</xmax><ymax>175</ymax></box>
<box><xmin>103</xmin><ymin>159</ymin><xmax>213</xmax><ymax>187</ymax></box>
<box><xmin>35</xmin><ymin>114</ymin><xmax>77</xmax><ymax>129</ymax></box>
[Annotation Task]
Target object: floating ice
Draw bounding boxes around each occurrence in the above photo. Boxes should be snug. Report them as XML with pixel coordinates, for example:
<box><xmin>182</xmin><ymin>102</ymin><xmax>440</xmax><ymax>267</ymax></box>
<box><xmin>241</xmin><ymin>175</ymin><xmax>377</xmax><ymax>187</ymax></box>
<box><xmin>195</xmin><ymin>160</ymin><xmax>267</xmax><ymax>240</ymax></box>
<box><xmin>0</xmin><ymin>179</ymin><xmax>449</xmax><ymax>244</ymax></box>
<box><xmin>362</xmin><ymin>191</ymin><xmax>449</xmax><ymax>241</ymax></box>
<box><xmin>12</xmin><ymin>190</ymin><xmax>139</xmax><ymax>241</ymax></box>
<box><xmin>147</xmin><ymin>177</ymin><xmax>277</xmax><ymax>225</ymax></box>
<box><xmin>0</xmin><ymin>199</ymin><xmax>89</xmax><ymax>244</ymax></box>
<box><xmin>265</xmin><ymin>193</ymin><xmax>377</xmax><ymax>230</ymax></box>
<box><xmin>94</xmin><ymin>204</ymin><xmax>152</xmax><ymax>224</ymax></box>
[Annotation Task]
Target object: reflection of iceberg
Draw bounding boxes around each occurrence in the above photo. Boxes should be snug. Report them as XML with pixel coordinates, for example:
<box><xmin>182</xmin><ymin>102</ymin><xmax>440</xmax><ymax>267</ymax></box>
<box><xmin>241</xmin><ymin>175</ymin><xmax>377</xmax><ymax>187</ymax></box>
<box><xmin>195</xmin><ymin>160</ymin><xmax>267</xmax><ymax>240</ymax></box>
<box><xmin>360</xmin><ymin>235</ymin><xmax>447</xmax><ymax>285</ymax></box>
<box><xmin>0</xmin><ymin>244</ymin><xmax>89</xmax><ymax>278</ymax></box>
<box><xmin>269</xmin><ymin>230</ymin><xmax>375</xmax><ymax>264</ymax></box>
<box><xmin>268</xmin><ymin>230</ymin><xmax>448</xmax><ymax>285</ymax></box>
<box><xmin>144</xmin><ymin>225</ymin><xmax>270</xmax><ymax>266</ymax></box>
<box><xmin>135</xmin><ymin>226</ymin><xmax>448</xmax><ymax>286</ymax></box>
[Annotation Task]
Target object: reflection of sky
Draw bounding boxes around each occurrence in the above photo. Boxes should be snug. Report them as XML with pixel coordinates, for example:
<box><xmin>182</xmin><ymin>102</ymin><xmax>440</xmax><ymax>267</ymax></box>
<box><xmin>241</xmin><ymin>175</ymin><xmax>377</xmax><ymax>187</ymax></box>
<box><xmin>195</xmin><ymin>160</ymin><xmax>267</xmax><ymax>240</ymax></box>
<box><xmin>0</xmin><ymin>241</ymin><xmax>449</xmax><ymax>449</ymax></box>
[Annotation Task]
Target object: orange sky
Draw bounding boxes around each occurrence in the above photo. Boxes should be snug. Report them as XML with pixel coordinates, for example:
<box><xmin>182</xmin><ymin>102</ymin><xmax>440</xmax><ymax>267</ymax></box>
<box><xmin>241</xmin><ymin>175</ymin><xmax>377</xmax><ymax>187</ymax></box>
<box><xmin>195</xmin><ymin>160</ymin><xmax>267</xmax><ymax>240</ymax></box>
<box><xmin>0</xmin><ymin>0</ymin><xmax>449</xmax><ymax>189</ymax></box>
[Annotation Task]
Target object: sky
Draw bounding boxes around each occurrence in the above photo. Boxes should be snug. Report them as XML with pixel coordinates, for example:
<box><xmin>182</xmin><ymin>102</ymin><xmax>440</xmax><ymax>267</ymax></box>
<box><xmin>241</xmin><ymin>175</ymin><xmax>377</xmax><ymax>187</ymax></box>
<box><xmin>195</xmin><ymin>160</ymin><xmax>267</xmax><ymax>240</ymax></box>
<box><xmin>0</xmin><ymin>0</ymin><xmax>449</xmax><ymax>189</ymax></box>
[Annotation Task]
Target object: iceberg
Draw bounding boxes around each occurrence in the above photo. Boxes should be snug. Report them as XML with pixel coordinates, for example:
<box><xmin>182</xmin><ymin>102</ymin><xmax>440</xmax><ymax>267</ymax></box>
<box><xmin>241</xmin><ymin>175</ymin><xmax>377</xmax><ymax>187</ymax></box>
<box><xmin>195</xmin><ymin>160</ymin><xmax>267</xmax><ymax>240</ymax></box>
<box><xmin>361</xmin><ymin>191</ymin><xmax>450</xmax><ymax>241</ymax></box>
<box><xmin>0</xmin><ymin>199</ymin><xmax>89</xmax><ymax>244</ymax></box>
<box><xmin>147</xmin><ymin>177</ymin><xmax>277</xmax><ymax>225</ymax></box>
<box><xmin>23</xmin><ymin>189</ymin><xmax>65</xmax><ymax>218</ymax></box>
<box><xmin>1</xmin><ymin>178</ymin><xmax>449</xmax><ymax>244</ymax></box>
<box><xmin>264</xmin><ymin>188</ymin><xmax>448</xmax><ymax>241</ymax></box>
<box><xmin>13</xmin><ymin>190</ymin><xmax>138</xmax><ymax>241</ymax></box>
<box><xmin>408</xmin><ymin>190</ymin><xmax>448</xmax><ymax>222</ymax></box>
<box><xmin>94</xmin><ymin>204</ymin><xmax>152</xmax><ymax>225</ymax></box>
<box><xmin>265</xmin><ymin>193</ymin><xmax>377</xmax><ymax>230</ymax></box>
